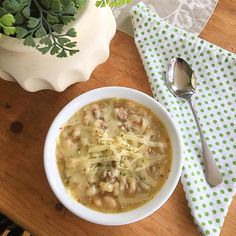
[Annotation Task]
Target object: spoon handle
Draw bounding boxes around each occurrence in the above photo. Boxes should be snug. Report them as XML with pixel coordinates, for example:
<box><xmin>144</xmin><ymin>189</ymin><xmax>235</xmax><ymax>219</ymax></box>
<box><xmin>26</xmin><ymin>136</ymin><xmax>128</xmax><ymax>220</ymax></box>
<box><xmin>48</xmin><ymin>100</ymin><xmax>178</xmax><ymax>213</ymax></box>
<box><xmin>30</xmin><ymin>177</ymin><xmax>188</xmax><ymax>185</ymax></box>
<box><xmin>187</xmin><ymin>98</ymin><xmax>223</xmax><ymax>186</ymax></box>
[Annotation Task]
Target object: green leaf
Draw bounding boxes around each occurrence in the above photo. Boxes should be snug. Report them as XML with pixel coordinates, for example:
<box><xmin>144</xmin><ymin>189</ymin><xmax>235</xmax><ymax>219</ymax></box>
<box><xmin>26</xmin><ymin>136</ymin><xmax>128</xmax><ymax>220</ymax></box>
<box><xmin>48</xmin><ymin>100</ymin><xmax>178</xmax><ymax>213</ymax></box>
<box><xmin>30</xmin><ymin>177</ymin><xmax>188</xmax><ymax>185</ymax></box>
<box><xmin>64</xmin><ymin>1</ymin><xmax>77</xmax><ymax>14</ymax></box>
<box><xmin>0</xmin><ymin>7</ymin><xmax>8</xmax><ymax>17</ymax></box>
<box><xmin>69</xmin><ymin>49</ymin><xmax>79</xmax><ymax>56</ymax></box>
<box><xmin>73</xmin><ymin>0</ymin><xmax>86</xmax><ymax>10</ymax></box>
<box><xmin>22</xmin><ymin>6</ymin><xmax>30</xmax><ymax>18</ymax></box>
<box><xmin>39</xmin><ymin>0</ymin><xmax>50</xmax><ymax>9</ymax></box>
<box><xmin>23</xmin><ymin>35</ymin><xmax>36</xmax><ymax>47</ymax></box>
<box><xmin>46</xmin><ymin>13</ymin><xmax>59</xmax><ymax>24</ymax></box>
<box><xmin>51</xmin><ymin>24</ymin><xmax>63</xmax><ymax>33</ymax></box>
<box><xmin>2</xmin><ymin>0</ymin><xmax>22</xmax><ymax>13</ymax></box>
<box><xmin>14</xmin><ymin>12</ymin><xmax>24</xmax><ymax>24</ymax></box>
<box><xmin>50</xmin><ymin>0</ymin><xmax>63</xmax><ymax>13</ymax></box>
<box><xmin>57</xmin><ymin>49</ymin><xmax>67</xmax><ymax>58</ymax></box>
<box><xmin>2</xmin><ymin>26</ymin><xmax>15</xmax><ymax>35</ymax></box>
<box><xmin>37</xmin><ymin>46</ymin><xmax>51</xmax><ymax>54</ymax></box>
<box><xmin>16</xmin><ymin>26</ymin><xmax>28</xmax><ymax>38</ymax></box>
<box><xmin>109</xmin><ymin>0</ymin><xmax>132</xmax><ymax>7</ymax></box>
<box><xmin>27</xmin><ymin>17</ymin><xmax>40</xmax><ymax>28</ymax></box>
<box><xmin>35</xmin><ymin>26</ymin><xmax>47</xmax><ymax>38</ymax></box>
<box><xmin>0</xmin><ymin>13</ymin><xmax>15</xmax><ymax>26</ymax></box>
<box><xmin>65</xmin><ymin>42</ymin><xmax>76</xmax><ymax>48</ymax></box>
<box><xmin>95</xmin><ymin>0</ymin><xmax>107</xmax><ymax>7</ymax></box>
<box><xmin>2</xmin><ymin>0</ymin><xmax>29</xmax><ymax>13</ymax></box>
<box><xmin>50</xmin><ymin>45</ymin><xmax>60</xmax><ymax>55</ymax></box>
<box><xmin>0</xmin><ymin>13</ymin><xmax>16</xmax><ymax>36</ymax></box>
<box><xmin>62</xmin><ymin>15</ymin><xmax>74</xmax><ymax>25</ymax></box>
<box><xmin>96</xmin><ymin>0</ymin><xmax>132</xmax><ymax>8</ymax></box>
<box><xmin>39</xmin><ymin>37</ymin><xmax>52</xmax><ymax>46</ymax></box>
<box><xmin>66</xmin><ymin>28</ymin><xmax>77</xmax><ymax>37</ymax></box>
<box><xmin>57</xmin><ymin>37</ymin><xmax>70</xmax><ymax>45</ymax></box>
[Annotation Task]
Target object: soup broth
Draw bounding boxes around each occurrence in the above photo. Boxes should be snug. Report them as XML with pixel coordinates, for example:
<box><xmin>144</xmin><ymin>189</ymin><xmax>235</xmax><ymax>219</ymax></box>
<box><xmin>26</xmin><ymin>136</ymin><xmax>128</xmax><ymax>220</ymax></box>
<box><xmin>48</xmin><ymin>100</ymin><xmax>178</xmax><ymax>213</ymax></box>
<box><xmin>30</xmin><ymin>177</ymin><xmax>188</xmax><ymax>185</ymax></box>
<box><xmin>57</xmin><ymin>98</ymin><xmax>172</xmax><ymax>213</ymax></box>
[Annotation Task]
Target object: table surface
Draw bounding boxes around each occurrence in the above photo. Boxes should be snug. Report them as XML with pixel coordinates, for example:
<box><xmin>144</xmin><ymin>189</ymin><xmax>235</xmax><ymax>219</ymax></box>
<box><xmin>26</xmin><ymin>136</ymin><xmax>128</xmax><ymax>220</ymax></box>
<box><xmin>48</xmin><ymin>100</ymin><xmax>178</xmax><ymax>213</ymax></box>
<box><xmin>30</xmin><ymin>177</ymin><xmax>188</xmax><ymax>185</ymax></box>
<box><xmin>0</xmin><ymin>0</ymin><xmax>236</xmax><ymax>235</ymax></box>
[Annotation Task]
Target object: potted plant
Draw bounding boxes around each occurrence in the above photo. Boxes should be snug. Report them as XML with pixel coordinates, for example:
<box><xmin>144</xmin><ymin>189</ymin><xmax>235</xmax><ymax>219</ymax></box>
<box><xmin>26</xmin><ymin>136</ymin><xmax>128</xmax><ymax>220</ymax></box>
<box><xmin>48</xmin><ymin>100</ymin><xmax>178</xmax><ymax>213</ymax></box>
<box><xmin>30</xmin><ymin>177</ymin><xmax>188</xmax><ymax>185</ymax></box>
<box><xmin>0</xmin><ymin>0</ymin><xmax>131</xmax><ymax>91</ymax></box>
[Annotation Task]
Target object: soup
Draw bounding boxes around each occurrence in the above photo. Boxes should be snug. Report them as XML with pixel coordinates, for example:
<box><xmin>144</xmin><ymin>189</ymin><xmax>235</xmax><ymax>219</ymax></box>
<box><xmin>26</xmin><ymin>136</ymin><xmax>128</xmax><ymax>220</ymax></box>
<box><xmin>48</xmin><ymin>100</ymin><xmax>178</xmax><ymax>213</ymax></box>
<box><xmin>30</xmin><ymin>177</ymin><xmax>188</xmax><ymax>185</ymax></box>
<box><xmin>57</xmin><ymin>98</ymin><xmax>172</xmax><ymax>213</ymax></box>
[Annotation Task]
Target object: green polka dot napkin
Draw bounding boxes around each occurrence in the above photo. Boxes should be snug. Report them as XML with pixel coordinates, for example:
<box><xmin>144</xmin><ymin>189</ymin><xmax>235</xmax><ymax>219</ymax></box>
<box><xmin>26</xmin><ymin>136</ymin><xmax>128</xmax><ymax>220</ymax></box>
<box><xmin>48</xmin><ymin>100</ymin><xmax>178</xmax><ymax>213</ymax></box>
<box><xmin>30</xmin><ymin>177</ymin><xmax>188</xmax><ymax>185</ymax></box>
<box><xmin>130</xmin><ymin>3</ymin><xmax>236</xmax><ymax>236</ymax></box>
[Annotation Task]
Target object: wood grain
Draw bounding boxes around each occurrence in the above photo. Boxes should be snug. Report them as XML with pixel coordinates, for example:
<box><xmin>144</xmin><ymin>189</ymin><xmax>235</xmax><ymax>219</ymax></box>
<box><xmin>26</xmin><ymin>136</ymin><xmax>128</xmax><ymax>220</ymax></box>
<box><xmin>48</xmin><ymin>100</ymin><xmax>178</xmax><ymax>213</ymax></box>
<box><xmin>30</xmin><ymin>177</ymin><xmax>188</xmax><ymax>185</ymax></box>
<box><xmin>0</xmin><ymin>0</ymin><xmax>235</xmax><ymax>235</ymax></box>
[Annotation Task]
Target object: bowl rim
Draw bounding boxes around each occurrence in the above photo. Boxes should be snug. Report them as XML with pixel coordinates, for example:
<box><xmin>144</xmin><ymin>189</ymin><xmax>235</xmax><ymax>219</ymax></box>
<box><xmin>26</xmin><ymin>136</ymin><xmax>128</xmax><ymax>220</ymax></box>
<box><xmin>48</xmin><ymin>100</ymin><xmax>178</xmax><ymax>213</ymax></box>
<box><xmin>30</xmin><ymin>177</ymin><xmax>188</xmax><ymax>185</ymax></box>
<box><xmin>44</xmin><ymin>86</ymin><xmax>182</xmax><ymax>225</ymax></box>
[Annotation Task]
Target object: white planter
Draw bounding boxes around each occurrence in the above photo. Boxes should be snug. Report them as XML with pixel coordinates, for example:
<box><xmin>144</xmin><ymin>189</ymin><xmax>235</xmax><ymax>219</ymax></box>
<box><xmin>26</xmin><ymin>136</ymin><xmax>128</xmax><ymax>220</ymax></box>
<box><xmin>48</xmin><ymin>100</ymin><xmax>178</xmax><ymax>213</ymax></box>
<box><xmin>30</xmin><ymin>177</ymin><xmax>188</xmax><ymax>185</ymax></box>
<box><xmin>0</xmin><ymin>0</ymin><xmax>116</xmax><ymax>92</ymax></box>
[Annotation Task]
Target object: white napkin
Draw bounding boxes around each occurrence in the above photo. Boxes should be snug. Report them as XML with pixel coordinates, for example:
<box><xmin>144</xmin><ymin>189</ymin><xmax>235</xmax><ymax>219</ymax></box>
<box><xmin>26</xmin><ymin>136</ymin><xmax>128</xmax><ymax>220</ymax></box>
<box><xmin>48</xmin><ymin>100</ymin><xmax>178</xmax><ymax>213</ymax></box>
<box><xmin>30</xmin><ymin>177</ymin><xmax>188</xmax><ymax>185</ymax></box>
<box><xmin>113</xmin><ymin>0</ymin><xmax>219</xmax><ymax>36</ymax></box>
<box><xmin>130</xmin><ymin>3</ymin><xmax>236</xmax><ymax>236</ymax></box>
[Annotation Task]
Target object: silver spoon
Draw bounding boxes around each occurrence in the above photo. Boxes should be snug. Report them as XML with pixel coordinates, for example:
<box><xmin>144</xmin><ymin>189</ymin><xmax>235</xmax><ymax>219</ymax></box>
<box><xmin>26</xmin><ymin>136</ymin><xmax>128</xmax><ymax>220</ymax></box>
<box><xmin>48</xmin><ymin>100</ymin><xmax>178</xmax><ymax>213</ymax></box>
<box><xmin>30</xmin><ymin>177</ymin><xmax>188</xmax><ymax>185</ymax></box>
<box><xmin>166</xmin><ymin>58</ymin><xmax>223</xmax><ymax>186</ymax></box>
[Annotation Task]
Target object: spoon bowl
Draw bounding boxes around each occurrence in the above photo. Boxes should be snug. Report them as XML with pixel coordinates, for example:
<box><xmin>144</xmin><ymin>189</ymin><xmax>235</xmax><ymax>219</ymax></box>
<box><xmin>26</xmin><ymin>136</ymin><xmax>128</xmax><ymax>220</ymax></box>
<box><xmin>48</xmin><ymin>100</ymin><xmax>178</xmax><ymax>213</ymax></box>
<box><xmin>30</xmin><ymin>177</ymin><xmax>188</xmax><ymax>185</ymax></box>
<box><xmin>167</xmin><ymin>58</ymin><xmax>196</xmax><ymax>99</ymax></box>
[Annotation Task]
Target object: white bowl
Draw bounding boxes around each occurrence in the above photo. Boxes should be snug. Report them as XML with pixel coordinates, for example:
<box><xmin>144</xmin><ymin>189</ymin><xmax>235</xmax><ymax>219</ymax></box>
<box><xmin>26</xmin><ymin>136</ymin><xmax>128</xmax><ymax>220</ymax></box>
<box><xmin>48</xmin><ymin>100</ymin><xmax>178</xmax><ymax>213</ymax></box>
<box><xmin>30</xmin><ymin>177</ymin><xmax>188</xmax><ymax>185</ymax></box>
<box><xmin>44</xmin><ymin>86</ymin><xmax>182</xmax><ymax>225</ymax></box>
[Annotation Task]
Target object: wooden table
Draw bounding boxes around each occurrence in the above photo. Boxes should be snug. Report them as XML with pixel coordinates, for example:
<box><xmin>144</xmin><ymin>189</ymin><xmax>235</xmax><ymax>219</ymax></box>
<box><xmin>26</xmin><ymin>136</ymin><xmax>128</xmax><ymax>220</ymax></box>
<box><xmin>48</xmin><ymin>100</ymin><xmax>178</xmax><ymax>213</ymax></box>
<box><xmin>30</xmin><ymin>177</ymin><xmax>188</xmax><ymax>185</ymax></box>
<box><xmin>0</xmin><ymin>0</ymin><xmax>235</xmax><ymax>235</ymax></box>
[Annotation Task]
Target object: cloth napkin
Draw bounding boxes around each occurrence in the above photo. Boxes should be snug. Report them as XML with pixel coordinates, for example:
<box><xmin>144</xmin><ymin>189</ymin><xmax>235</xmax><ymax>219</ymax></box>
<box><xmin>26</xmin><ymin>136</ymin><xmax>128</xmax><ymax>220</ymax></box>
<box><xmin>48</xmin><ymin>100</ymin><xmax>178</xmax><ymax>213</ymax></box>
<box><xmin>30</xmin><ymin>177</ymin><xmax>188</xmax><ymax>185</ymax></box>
<box><xmin>130</xmin><ymin>3</ymin><xmax>236</xmax><ymax>236</ymax></box>
<box><xmin>113</xmin><ymin>0</ymin><xmax>218</xmax><ymax>36</ymax></box>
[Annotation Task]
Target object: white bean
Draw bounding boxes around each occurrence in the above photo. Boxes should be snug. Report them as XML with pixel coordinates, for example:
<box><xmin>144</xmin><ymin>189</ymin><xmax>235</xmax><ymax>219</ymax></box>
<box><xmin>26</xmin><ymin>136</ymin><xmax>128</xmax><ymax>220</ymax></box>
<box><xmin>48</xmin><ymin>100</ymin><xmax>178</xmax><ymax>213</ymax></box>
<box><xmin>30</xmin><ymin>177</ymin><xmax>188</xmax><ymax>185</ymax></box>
<box><xmin>158</xmin><ymin>143</ymin><xmax>165</xmax><ymax>153</ymax></box>
<box><xmin>103</xmin><ymin>196</ymin><xmax>117</xmax><ymax>209</ymax></box>
<box><xmin>93</xmin><ymin>197</ymin><xmax>102</xmax><ymax>207</ymax></box>
<box><xmin>128</xmin><ymin>178</ymin><xmax>136</xmax><ymax>193</ymax></box>
<box><xmin>113</xmin><ymin>182</ymin><xmax>120</xmax><ymax>196</ymax></box>
<box><xmin>99</xmin><ymin>182</ymin><xmax>113</xmax><ymax>192</ymax></box>
<box><xmin>86</xmin><ymin>185</ymin><xmax>98</xmax><ymax>196</ymax></box>
<box><xmin>101</xmin><ymin>170</ymin><xmax>108</xmax><ymax>179</ymax></box>
<box><xmin>94</xmin><ymin>108</ymin><xmax>102</xmax><ymax>119</ymax></box>
<box><xmin>119</xmin><ymin>182</ymin><xmax>125</xmax><ymax>192</ymax></box>
<box><xmin>83</xmin><ymin>115</ymin><xmax>90</xmax><ymax>125</ymax></box>
<box><xmin>111</xmin><ymin>168</ymin><xmax>120</xmax><ymax>178</ymax></box>
<box><xmin>140</xmin><ymin>182</ymin><xmax>150</xmax><ymax>191</ymax></box>
<box><xmin>65</xmin><ymin>138</ymin><xmax>77</xmax><ymax>150</ymax></box>
<box><xmin>72</xmin><ymin>127</ymin><xmax>80</xmax><ymax>137</ymax></box>
<box><xmin>151</xmin><ymin>166</ymin><xmax>156</xmax><ymax>172</ymax></box>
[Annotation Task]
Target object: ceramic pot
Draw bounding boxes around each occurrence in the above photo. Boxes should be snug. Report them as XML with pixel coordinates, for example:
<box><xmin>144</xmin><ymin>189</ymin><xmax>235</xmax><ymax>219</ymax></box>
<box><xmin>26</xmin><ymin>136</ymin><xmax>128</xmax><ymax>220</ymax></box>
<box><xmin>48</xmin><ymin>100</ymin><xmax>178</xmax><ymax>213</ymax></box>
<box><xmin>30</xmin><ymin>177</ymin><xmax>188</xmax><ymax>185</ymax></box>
<box><xmin>0</xmin><ymin>0</ymin><xmax>116</xmax><ymax>92</ymax></box>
